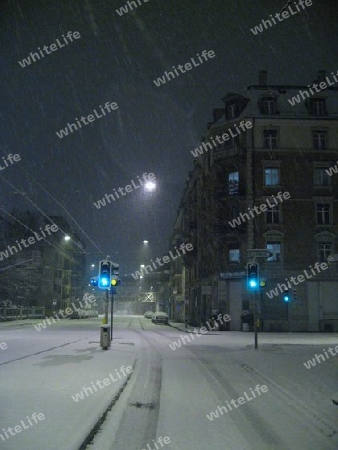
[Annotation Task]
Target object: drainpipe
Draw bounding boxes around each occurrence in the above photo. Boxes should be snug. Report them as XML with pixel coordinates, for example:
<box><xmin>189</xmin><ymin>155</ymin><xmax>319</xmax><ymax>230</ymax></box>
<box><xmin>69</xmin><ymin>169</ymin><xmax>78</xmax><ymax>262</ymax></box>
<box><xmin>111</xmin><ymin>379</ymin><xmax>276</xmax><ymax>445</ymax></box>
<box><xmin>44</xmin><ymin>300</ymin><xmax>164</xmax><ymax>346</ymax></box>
<box><xmin>247</xmin><ymin>117</ymin><xmax>256</xmax><ymax>249</ymax></box>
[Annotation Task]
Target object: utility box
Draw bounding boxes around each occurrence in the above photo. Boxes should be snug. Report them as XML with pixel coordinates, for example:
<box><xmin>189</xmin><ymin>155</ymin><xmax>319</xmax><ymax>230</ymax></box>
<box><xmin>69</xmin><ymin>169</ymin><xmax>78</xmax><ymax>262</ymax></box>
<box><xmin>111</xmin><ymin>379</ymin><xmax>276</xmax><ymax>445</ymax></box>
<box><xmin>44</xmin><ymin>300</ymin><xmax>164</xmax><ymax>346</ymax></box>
<box><xmin>100</xmin><ymin>325</ymin><xmax>111</xmax><ymax>350</ymax></box>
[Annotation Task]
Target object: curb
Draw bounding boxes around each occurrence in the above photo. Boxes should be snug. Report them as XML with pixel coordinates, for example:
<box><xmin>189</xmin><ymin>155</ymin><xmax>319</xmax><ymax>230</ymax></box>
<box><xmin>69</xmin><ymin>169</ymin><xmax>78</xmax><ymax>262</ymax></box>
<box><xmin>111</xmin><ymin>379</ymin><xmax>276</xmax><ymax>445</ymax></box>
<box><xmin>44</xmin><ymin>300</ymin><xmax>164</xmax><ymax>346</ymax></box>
<box><xmin>168</xmin><ymin>322</ymin><xmax>190</xmax><ymax>333</ymax></box>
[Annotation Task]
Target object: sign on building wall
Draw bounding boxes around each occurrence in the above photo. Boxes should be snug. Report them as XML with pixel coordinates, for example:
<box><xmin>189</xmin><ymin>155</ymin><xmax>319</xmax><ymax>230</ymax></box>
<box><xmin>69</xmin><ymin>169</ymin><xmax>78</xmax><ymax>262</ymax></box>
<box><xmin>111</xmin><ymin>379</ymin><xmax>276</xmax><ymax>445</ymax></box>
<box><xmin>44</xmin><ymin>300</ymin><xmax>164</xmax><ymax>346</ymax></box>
<box><xmin>219</xmin><ymin>271</ymin><xmax>246</xmax><ymax>279</ymax></box>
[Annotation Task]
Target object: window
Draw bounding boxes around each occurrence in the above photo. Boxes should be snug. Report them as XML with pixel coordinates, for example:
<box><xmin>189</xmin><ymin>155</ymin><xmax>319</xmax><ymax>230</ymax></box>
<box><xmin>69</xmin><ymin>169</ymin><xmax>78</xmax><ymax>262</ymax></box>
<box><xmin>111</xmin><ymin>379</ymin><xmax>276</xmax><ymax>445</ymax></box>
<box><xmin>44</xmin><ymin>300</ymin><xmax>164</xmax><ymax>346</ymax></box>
<box><xmin>228</xmin><ymin>206</ymin><xmax>239</xmax><ymax>221</ymax></box>
<box><xmin>267</xmin><ymin>242</ymin><xmax>281</xmax><ymax>262</ymax></box>
<box><xmin>266</xmin><ymin>205</ymin><xmax>280</xmax><ymax>224</ymax></box>
<box><xmin>316</xmin><ymin>203</ymin><xmax>330</xmax><ymax>224</ymax></box>
<box><xmin>263</xmin><ymin>130</ymin><xmax>278</xmax><ymax>149</ymax></box>
<box><xmin>318</xmin><ymin>242</ymin><xmax>331</xmax><ymax>262</ymax></box>
<box><xmin>228</xmin><ymin>172</ymin><xmax>239</xmax><ymax>195</ymax></box>
<box><xmin>313</xmin><ymin>130</ymin><xmax>327</xmax><ymax>150</ymax></box>
<box><xmin>227</xmin><ymin>102</ymin><xmax>237</xmax><ymax>119</ymax></box>
<box><xmin>261</xmin><ymin>98</ymin><xmax>277</xmax><ymax>114</ymax></box>
<box><xmin>229</xmin><ymin>249</ymin><xmax>240</xmax><ymax>263</ymax></box>
<box><xmin>314</xmin><ymin>167</ymin><xmax>331</xmax><ymax>186</ymax></box>
<box><xmin>264</xmin><ymin>167</ymin><xmax>280</xmax><ymax>186</ymax></box>
<box><xmin>310</xmin><ymin>99</ymin><xmax>326</xmax><ymax>115</ymax></box>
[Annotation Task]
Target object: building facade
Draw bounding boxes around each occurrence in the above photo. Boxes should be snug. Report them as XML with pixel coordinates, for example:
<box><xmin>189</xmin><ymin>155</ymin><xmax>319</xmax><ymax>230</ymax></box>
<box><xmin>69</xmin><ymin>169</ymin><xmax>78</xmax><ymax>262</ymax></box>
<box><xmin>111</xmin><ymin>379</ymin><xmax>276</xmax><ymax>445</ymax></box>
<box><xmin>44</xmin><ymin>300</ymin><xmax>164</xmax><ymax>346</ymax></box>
<box><xmin>171</xmin><ymin>70</ymin><xmax>338</xmax><ymax>331</ymax></box>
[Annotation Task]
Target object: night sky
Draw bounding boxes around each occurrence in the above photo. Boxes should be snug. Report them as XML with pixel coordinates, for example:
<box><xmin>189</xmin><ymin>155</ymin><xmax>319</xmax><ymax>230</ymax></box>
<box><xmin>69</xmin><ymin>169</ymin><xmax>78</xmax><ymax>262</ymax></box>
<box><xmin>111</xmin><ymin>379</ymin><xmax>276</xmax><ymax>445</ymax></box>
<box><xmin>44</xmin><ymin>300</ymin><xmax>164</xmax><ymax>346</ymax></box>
<box><xmin>1</xmin><ymin>0</ymin><xmax>337</xmax><ymax>274</ymax></box>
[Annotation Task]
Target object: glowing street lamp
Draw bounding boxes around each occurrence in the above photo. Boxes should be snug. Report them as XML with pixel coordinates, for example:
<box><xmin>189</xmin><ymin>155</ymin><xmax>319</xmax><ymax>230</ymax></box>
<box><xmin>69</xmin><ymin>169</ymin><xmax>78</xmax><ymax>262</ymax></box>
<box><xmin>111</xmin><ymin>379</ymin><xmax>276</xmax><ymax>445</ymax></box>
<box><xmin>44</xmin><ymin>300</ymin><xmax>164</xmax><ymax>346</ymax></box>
<box><xmin>144</xmin><ymin>181</ymin><xmax>156</xmax><ymax>192</ymax></box>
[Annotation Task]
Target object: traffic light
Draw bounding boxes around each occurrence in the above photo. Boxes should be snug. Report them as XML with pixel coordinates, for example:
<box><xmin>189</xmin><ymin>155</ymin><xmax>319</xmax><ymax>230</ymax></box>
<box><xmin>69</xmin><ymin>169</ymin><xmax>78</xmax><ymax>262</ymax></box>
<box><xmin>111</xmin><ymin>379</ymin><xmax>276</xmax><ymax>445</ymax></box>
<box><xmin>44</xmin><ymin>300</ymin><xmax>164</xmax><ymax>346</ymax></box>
<box><xmin>259</xmin><ymin>278</ymin><xmax>267</xmax><ymax>288</ymax></box>
<box><xmin>111</xmin><ymin>276</ymin><xmax>121</xmax><ymax>286</ymax></box>
<box><xmin>293</xmin><ymin>289</ymin><xmax>297</xmax><ymax>301</ymax></box>
<box><xmin>98</xmin><ymin>260</ymin><xmax>111</xmax><ymax>289</ymax></box>
<box><xmin>283</xmin><ymin>289</ymin><xmax>290</xmax><ymax>302</ymax></box>
<box><xmin>247</xmin><ymin>262</ymin><xmax>260</xmax><ymax>291</ymax></box>
<box><xmin>90</xmin><ymin>277</ymin><xmax>98</xmax><ymax>287</ymax></box>
<box><xmin>111</xmin><ymin>263</ymin><xmax>119</xmax><ymax>275</ymax></box>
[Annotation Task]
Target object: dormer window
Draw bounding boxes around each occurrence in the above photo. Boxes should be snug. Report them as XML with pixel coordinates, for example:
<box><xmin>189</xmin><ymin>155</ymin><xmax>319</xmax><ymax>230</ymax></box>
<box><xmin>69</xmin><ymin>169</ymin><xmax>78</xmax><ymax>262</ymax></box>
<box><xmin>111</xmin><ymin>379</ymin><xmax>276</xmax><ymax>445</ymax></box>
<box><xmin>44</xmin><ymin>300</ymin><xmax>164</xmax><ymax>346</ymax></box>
<box><xmin>259</xmin><ymin>96</ymin><xmax>277</xmax><ymax>114</ymax></box>
<box><xmin>309</xmin><ymin>98</ymin><xmax>326</xmax><ymax>115</ymax></box>
<box><xmin>227</xmin><ymin>101</ymin><xmax>238</xmax><ymax>119</ymax></box>
<box><xmin>223</xmin><ymin>93</ymin><xmax>248</xmax><ymax>121</ymax></box>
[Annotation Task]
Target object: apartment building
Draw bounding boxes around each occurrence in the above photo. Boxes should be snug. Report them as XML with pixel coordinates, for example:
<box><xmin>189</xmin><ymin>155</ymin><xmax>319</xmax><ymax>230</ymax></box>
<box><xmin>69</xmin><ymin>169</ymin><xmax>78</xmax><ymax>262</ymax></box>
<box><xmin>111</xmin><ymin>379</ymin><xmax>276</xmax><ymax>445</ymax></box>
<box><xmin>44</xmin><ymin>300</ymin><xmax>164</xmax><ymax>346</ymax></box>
<box><xmin>172</xmin><ymin>70</ymin><xmax>338</xmax><ymax>331</ymax></box>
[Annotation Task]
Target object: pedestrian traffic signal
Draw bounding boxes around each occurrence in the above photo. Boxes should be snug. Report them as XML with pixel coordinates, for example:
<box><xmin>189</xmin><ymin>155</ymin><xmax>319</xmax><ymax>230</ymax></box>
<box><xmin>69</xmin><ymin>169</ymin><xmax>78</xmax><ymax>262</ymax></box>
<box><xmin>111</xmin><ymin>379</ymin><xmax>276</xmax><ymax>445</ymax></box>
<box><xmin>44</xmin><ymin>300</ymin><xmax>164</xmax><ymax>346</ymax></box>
<box><xmin>283</xmin><ymin>289</ymin><xmax>290</xmax><ymax>302</ymax></box>
<box><xmin>98</xmin><ymin>260</ymin><xmax>111</xmax><ymax>289</ymax></box>
<box><xmin>247</xmin><ymin>262</ymin><xmax>260</xmax><ymax>291</ymax></box>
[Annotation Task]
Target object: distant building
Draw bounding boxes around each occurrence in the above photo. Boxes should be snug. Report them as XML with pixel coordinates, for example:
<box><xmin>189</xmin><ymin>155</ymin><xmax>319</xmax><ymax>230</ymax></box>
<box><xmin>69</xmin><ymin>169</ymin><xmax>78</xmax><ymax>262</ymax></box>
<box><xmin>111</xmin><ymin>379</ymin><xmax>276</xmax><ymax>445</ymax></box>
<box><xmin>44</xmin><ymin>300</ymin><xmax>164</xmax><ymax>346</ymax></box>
<box><xmin>0</xmin><ymin>212</ymin><xmax>86</xmax><ymax>316</ymax></box>
<box><xmin>40</xmin><ymin>216</ymin><xmax>86</xmax><ymax>315</ymax></box>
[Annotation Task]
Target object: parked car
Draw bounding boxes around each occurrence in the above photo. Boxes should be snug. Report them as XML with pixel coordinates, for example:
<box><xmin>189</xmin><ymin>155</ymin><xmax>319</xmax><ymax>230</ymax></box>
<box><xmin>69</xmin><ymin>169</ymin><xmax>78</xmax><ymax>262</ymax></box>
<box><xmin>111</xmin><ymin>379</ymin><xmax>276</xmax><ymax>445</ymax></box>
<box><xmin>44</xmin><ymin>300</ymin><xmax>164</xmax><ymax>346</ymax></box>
<box><xmin>144</xmin><ymin>310</ymin><xmax>154</xmax><ymax>319</ymax></box>
<box><xmin>69</xmin><ymin>309</ymin><xmax>98</xmax><ymax>319</ymax></box>
<box><xmin>152</xmin><ymin>312</ymin><xmax>169</xmax><ymax>325</ymax></box>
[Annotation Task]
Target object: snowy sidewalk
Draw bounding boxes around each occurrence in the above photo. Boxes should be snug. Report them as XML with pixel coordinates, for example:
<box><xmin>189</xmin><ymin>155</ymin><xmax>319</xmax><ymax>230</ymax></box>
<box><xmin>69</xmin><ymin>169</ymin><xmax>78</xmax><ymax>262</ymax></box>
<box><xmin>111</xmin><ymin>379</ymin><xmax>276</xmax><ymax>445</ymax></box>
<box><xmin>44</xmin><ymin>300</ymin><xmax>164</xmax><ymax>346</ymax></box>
<box><xmin>0</xmin><ymin>319</ymin><xmax>46</xmax><ymax>328</ymax></box>
<box><xmin>0</xmin><ymin>336</ymin><xmax>137</xmax><ymax>450</ymax></box>
<box><xmin>168</xmin><ymin>321</ymin><xmax>225</xmax><ymax>334</ymax></box>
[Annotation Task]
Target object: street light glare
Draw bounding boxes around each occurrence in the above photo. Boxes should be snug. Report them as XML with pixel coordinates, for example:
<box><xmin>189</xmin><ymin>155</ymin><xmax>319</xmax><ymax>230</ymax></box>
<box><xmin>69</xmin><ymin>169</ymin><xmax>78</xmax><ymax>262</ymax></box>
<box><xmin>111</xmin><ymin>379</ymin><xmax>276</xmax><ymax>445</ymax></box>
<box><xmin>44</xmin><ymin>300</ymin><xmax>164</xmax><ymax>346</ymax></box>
<box><xmin>145</xmin><ymin>181</ymin><xmax>156</xmax><ymax>191</ymax></box>
<box><xmin>143</xmin><ymin>240</ymin><xmax>149</xmax><ymax>244</ymax></box>
<box><xmin>64</xmin><ymin>235</ymin><xmax>70</xmax><ymax>241</ymax></box>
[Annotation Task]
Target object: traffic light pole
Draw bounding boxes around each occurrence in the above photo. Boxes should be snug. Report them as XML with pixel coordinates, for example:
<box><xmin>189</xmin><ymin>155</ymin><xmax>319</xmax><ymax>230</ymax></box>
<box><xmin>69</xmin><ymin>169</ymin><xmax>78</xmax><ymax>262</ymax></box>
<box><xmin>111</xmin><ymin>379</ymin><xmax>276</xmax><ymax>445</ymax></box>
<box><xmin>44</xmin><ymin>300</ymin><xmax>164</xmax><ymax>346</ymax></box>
<box><xmin>110</xmin><ymin>289</ymin><xmax>114</xmax><ymax>341</ymax></box>
<box><xmin>254</xmin><ymin>292</ymin><xmax>258</xmax><ymax>349</ymax></box>
<box><xmin>104</xmin><ymin>288</ymin><xmax>109</xmax><ymax>324</ymax></box>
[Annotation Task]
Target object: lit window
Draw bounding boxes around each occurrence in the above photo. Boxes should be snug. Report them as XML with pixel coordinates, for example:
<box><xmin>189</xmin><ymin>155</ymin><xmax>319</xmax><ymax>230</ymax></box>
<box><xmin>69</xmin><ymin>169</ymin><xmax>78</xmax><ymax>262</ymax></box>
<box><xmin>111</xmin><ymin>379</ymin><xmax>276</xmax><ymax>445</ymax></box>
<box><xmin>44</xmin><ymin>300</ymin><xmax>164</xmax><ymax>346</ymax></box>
<box><xmin>267</xmin><ymin>242</ymin><xmax>281</xmax><ymax>262</ymax></box>
<box><xmin>229</xmin><ymin>249</ymin><xmax>240</xmax><ymax>263</ymax></box>
<box><xmin>264</xmin><ymin>167</ymin><xmax>280</xmax><ymax>186</ymax></box>
<box><xmin>228</xmin><ymin>172</ymin><xmax>239</xmax><ymax>195</ymax></box>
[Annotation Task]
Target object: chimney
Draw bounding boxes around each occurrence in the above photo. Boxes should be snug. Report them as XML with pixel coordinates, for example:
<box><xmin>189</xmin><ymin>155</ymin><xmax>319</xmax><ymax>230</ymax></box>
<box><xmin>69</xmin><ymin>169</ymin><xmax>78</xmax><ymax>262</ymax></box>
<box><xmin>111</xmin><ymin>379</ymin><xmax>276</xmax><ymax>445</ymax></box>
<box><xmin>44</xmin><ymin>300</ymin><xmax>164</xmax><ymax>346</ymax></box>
<box><xmin>317</xmin><ymin>70</ymin><xmax>326</xmax><ymax>82</ymax></box>
<box><xmin>259</xmin><ymin>70</ymin><xmax>267</xmax><ymax>86</ymax></box>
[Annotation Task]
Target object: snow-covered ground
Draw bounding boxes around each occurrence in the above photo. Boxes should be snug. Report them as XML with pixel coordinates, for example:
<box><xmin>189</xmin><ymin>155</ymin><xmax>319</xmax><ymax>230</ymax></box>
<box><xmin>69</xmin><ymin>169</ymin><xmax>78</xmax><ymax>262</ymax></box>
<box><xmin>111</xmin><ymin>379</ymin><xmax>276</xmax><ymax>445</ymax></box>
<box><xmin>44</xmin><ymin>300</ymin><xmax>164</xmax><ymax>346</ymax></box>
<box><xmin>1</xmin><ymin>317</ymin><xmax>337</xmax><ymax>449</ymax></box>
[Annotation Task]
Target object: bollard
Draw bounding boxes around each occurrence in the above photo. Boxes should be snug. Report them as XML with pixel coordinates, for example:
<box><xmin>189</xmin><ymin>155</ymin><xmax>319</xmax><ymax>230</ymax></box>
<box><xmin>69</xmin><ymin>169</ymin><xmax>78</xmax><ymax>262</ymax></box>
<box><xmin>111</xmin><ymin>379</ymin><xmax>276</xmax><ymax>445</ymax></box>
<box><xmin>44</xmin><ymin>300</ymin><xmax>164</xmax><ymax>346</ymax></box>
<box><xmin>100</xmin><ymin>325</ymin><xmax>111</xmax><ymax>350</ymax></box>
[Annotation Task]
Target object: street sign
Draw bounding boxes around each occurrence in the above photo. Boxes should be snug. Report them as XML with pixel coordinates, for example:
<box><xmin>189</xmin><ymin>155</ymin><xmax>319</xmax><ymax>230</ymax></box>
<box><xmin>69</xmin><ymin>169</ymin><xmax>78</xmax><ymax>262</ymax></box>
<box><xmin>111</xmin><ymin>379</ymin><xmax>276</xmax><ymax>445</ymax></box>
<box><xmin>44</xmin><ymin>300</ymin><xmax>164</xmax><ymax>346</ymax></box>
<box><xmin>246</xmin><ymin>249</ymin><xmax>273</xmax><ymax>258</ymax></box>
<box><xmin>220</xmin><ymin>271</ymin><xmax>246</xmax><ymax>279</ymax></box>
